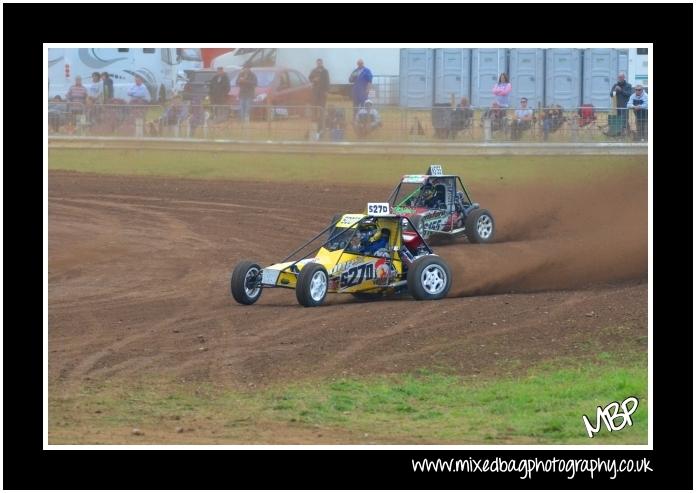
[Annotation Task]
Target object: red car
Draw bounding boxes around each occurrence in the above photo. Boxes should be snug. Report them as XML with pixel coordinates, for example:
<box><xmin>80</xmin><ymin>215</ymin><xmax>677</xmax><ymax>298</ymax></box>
<box><xmin>182</xmin><ymin>66</ymin><xmax>313</xmax><ymax>119</ymax></box>
<box><xmin>227</xmin><ymin>66</ymin><xmax>313</xmax><ymax>118</ymax></box>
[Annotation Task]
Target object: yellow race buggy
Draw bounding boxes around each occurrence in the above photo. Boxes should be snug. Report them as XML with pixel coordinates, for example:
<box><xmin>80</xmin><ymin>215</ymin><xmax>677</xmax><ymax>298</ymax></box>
<box><xmin>230</xmin><ymin>206</ymin><xmax>452</xmax><ymax>307</ymax></box>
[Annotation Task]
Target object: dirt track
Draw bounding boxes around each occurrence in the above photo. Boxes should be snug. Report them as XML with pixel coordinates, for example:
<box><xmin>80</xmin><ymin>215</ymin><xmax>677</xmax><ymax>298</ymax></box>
<box><xmin>48</xmin><ymin>169</ymin><xmax>648</xmax><ymax>388</ymax></box>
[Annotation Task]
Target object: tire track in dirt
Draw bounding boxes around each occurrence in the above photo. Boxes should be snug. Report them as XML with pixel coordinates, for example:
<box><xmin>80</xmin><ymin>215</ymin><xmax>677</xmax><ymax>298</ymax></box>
<box><xmin>48</xmin><ymin>169</ymin><xmax>648</xmax><ymax>385</ymax></box>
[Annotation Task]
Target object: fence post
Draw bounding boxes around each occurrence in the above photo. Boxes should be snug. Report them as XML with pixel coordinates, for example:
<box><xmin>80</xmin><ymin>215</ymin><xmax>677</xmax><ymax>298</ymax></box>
<box><xmin>135</xmin><ymin>117</ymin><xmax>143</xmax><ymax>138</ymax></box>
<box><xmin>483</xmin><ymin>117</ymin><xmax>492</xmax><ymax>142</ymax></box>
<box><xmin>570</xmin><ymin>114</ymin><xmax>579</xmax><ymax>142</ymax></box>
<box><xmin>78</xmin><ymin>114</ymin><xmax>87</xmax><ymax>136</ymax></box>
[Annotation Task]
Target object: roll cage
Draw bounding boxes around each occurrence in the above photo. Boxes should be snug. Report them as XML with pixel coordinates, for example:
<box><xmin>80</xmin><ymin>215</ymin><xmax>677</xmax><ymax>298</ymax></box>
<box><xmin>388</xmin><ymin>175</ymin><xmax>475</xmax><ymax>214</ymax></box>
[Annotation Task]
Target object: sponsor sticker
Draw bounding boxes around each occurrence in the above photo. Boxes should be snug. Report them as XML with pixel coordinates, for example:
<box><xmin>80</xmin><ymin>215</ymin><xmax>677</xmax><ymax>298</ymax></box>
<box><xmin>339</xmin><ymin>214</ymin><xmax>365</xmax><ymax>227</ymax></box>
<box><xmin>402</xmin><ymin>175</ymin><xmax>427</xmax><ymax>183</ymax></box>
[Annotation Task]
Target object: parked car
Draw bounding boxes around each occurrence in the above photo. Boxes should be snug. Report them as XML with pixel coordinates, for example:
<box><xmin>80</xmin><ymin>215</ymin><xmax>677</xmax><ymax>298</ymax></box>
<box><xmin>182</xmin><ymin>66</ymin><xmax>313</xmax><ymax>119</ymax></box>
<box><xmin>181</xmin><ymin>67</ymin><xmax>239</xmax><ymax>102</ymax></box>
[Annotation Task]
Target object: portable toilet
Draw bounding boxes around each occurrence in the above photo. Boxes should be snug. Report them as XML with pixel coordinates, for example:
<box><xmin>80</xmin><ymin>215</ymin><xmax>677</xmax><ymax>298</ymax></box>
<box><xmin>582</xmin><ymin>48</ymin><xmax>622</xmax><ymax>109</ymax></box>
<box><xmin>508</xmin><ymin>48</ymin><xmax>544</xmax><ymax>109</ymax></box>
<box><xmin>545</xmin><ymin>49</ymin><xmax>582</xmax><ymax>109</ymax></box>
<box><xmin>433</xmin><ymin>48</ymin><xmax>471</xmax><ymax>105</ymax></box>
<box><xmin>471</xmin><ymin>48</ymin><xmax>508</xmax><ymax>108</ymax></box>
<box><xmin>399</xmin><ymin>48</ymin><xmax>434</xmax><ymax>108</ymax></box>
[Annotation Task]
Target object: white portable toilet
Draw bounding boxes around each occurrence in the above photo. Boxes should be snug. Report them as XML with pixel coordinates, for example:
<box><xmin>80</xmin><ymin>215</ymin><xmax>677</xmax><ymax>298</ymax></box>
<box><xmin>471</xmin><ymin>48</ymin><xmax>508</xmax><ymax>108</ymax></box>
<box><xmin>509</xmin><ymin>48</ymin><xmax>544</xmax><ymax>108</ymax></box>
<box><xmin>582</xmin><ymin>48</ymin><xmax>621</xmax><ymax>109</ymax></box>
<box><xmin>433</xmin><ymin>49</ymin><xmax>471</xmax><ymax>105</ymax></box>
<box><xmin>545</xmin><ymin>49</ymin><xmax>582</xmax><ymax>109</ymax></box>
<box><xmin>399</xmin><ymin>48</ymin><xmax>434</xmax><ymax>108</ymax></box>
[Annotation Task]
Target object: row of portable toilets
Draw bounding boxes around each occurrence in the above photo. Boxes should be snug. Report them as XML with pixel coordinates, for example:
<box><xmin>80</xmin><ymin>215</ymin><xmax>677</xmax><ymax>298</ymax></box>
<box><xmin>399</xmin><ymin>48</ymin><xmax>629</xmax><ymax>109</ymax></box>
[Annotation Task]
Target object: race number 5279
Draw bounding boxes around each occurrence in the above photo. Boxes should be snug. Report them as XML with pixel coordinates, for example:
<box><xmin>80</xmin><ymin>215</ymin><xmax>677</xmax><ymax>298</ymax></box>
<box><xmin>368</xmin><ymin>202</ymin><xmax>390</xmax><ymax>215</ymax></box>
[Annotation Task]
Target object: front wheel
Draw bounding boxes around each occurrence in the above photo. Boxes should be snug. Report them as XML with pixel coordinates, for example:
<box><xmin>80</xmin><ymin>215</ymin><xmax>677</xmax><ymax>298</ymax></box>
<box><xmin>407</xmin><ymin>256</ymin><xmax>452</xmax><ymax>300</ymax></box>
<box><xmin>230</xmin><ymin>261</ymin><xmax>263</xmax><ymax>305</ymax></box>
<box><xmin>296</xmin><ymin>263</ymin><xmax>329</xmax><ymax>307</ymax></box>
<box><xmin>465</xmin><ymin>209</ymin><xmax>495</xmax><ymax>243</ymax></box>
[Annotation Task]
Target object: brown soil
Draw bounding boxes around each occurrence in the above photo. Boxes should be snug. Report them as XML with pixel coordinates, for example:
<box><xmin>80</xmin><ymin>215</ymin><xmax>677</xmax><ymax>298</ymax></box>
<box><xmin>48</xmin><ymin>169</ymin><xmax>648</xmax><ymax>390</ymax></box>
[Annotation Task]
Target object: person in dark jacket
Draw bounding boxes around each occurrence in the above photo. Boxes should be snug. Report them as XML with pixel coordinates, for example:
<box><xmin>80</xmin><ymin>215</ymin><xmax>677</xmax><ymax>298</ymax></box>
<box><xmin>309</xmin><ymin>58</ymin><xmax>330</xmax><ymax>131</ymax></box>
<box><xmin>101</xmin><ymin>72</ymin><xmax>114</xmax><ymax>102</ymax></box>
<box><xmin>236</xmin><ymin>64</ymin><xmax>258</xmax><ymax>123</ymax></box>
<box><xmin>209</xmin><ymin>66</ymin><xmax>231</xmax><ymax>121</ymax></box>
<box><xmin>610</xmin><ymin>72</ymin><xmax>633</xmax><ymax>132</ymax></box>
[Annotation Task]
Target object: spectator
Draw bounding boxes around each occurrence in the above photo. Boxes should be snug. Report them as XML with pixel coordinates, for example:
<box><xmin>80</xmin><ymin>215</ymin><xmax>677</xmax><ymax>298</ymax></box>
<box><xmin>158</xmin><ymin>95</ymin><xmax>190</xmax><ymax>135</ymax></box>
<box><xmin>542</xmin><ymin>104</ymin><xmax>565</xmax><ymax>141</ymax></box>
<box><xmin>86</xmin><ymin>72</ymin><xmax>103</xmax><ymax>125</ymax></box>
<box><xmin>309</xmin><ymin>58</ymin><xmax>330</xmax><ymax>131</ymax></box>
<box><xmin>48</xmin><ymin>95</ymin><xmax>68</xmax><ymax>133</ymax></box>
<box><xmin>610</xmin><ymin>72</ymin><xmax>632</xmax><ymax>133</ymax></box>
<box><xmin>352</xmin><ymin>99</ymin><xmax>382</xmax><ymax>138</ymax></box>
<box><xmin>349</xmin><ymin>58</ymin><xmax>373</xmax><ymax>117</ymax></box>
<box><xmin>87</xmin><ymin>72</ymin><xmax>103</xmax><ymax>104</ymax></box>
<box><xmin>188</xmin><ymin>94</ymin><xmax>205</xmax><ymax>137</ymax></box>
<box><xmin>627</xmin><ymin>84</ymin><xmax>648</xmax><ymax>141</ymax></box>
<box><xmin>127</xmin><ymin>75</ymin><xmax>150</xmax><ymax>104</ymax></box>
<box><xmin>101</xmin><ymin>72</ymin><xmax>114</xmax><ymax>102</ymax></box>
<box><xmin>482</xmin><ymin>101</ymin><xmax>506</xmax><ymax>132</ymax></box>
<box><xmin>209</xmin><ymin>66</ymin><xmax>231</xmax><ymax>121</ymax></box>
<box><xmin>492</xmin><ymin>72</ymin><xmax>512</xmax><ymax>109</ymax></box>
<box><xmin>510</xmin><ymin>97</ymin><xmax>533</xmax><ymax>140</ymax></box>
<box><xmin>236</xmin><ymin>64</ymin><xmax>257</xmax><ymax>123</ymax></box>
<box><xmin>449</xmin><ymin>97</ymin><xmax>474</xmax><ymax>138</ymax></box>
<box><xmin>324</xmin><ymin>105</ymin><xmax>346</xmax><ymax>141</ymax></box>
<box><xmin>65</xmin><ymin>75</ymin><xmax>88</xmax><ymax>124</ymax></box>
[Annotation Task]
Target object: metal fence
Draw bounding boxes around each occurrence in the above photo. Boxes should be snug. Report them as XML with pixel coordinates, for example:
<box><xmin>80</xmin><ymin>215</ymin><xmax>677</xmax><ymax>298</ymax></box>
<box><xmin>47</xmin><ymin>101</ymin><xmax>648</xmax><ymax>143</ymax></box>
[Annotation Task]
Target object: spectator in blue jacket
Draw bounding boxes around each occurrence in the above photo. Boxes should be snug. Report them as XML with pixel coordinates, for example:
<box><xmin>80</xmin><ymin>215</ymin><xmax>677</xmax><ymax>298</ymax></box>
<box><xmin>349</xmin><ymin>58</ymin><xmax>372</xmax><ymax>117</ymax></box>
<box><xmin>127</xmin><ymin>75</ymin><xmax>150</xmax><ymax>104</ymax></box>
<box><xmin>627</xmin><ymin>84</ymin><xmax>648</xmax><ymax>141</ymax></box>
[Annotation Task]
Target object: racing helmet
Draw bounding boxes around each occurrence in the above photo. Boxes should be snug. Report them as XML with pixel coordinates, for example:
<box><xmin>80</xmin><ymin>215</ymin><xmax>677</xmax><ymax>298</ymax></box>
<box><xmin>357</xmin><ymin>222</ymin><xmax>379</xmax><ymax>243</ymax></box>
<box><xmin>421</xmin><ymin>183</ymin><xmax>436</xmax><ymax>202</ymax></box>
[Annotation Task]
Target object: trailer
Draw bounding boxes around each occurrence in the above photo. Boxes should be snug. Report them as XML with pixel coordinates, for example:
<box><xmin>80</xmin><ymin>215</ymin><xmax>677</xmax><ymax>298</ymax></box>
<box><xmin>48</xmin><ymin>48</ymin><xmax>203</xmax><ymax>102</ymax></box>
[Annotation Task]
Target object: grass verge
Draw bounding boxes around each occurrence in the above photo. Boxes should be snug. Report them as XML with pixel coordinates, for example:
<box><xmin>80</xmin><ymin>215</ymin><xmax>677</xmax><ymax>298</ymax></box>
<box><xmin>48</xmin><ymin>149</ymin><xmax>646</xmax><ymax>186</ymax></box>
<box><xmin>49</xmin><ymin>349</ymin><xmax>647</xmax><ymax>445</ymax></box>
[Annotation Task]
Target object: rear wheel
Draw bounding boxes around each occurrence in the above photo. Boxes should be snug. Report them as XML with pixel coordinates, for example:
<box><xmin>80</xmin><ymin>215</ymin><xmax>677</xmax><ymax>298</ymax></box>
<box><xmin>465</xmin><ymin>209</ymin><xmax>495</xmax><ymax>243</ymax></box>
<box><xmin>230</xmin><ymin>261</ymin><xmax>263</xmax><ymax>305</ymax></box>
<box><xmin>296</xmin><ymin>263</ymin><xmax>329</xmax><ymax>307</ymax></box>
<box><xmin>407</xmin><ymin>256</ymin><xmax>451</xmax><ymax>300</ymax></box>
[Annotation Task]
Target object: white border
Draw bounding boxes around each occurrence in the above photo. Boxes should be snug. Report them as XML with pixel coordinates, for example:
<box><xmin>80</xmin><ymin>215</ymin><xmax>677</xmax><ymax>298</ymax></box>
<box><xmin>44</xmin><ymin>42</ymin><xmax>652</xmax><ymax>451</ymax></box>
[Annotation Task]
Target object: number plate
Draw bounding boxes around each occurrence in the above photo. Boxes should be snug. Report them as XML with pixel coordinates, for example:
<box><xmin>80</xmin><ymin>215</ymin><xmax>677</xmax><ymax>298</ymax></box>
<box><xmin>367</xmin><ymin>202</ymin><xmax>390</xmax><ymax>216</ymax></box>
<box><xmin>261</xmin><ymin>269</ymin><xmax>280</xmax><ymax>286</ymax></box>
<box><xmin>428</xmin><ymin>164</ymin><xmax>443</xmax><ymax>176</ymax></box>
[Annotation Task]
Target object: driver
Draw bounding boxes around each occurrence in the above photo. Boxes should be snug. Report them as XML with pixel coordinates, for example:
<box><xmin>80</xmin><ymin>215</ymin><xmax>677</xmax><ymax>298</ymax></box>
<box><xmin>420</xmin><ymin>183</ymin><xmax>440</xmax><ymax>208</ymax></box>
<box><xmin>352</xmin><ymin>223</ymin><xmax>389</xmax><ymax>256</ymax></box>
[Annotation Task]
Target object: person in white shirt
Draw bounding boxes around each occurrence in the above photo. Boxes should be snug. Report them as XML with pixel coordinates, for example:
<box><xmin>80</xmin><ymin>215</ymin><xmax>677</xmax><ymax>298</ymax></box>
<box><xmin>87</xmin><ymin>72</ymin><xmax>103</xmax><ymax>103</ymax></box>
<box><xmin>127</xmin><ymin>75</ymin><xmax>151</xmax><ymax>104</ymax></box>
<box><xmin>353</xmin><ymin>99</ymin><xmax>382</xmax><ymax>138</ymax></box>
<box><xmin>510</xmin><ymin>97</ymin><xmax>533</xmax><ymax>140</ymax></box>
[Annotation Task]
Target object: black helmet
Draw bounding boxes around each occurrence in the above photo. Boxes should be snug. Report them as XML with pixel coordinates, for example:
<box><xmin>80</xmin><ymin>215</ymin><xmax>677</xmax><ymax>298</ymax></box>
<box><xmin>421</xmin><ymin>183</ymin><xmax>435</xmax><ymax>201</ymax></box>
